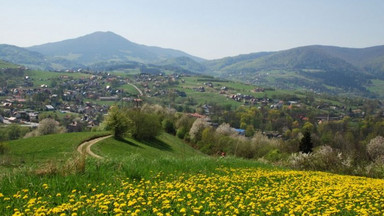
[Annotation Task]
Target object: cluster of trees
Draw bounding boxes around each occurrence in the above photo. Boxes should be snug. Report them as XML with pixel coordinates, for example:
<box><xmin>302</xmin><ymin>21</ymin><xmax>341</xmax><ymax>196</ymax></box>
<box><xmin>0</xmin><ymin>125</ymin><xmax>30</xmax><ymax>141</ymax></box>
<box><xmin>0</xmin><ymin>118</ymin><xmax>68</xmax><ymax>142</ymax></box>
<box><xmin>105</xmin><ymin>105</ymin><xmax>162</xmax><ymax>140</ymax></box>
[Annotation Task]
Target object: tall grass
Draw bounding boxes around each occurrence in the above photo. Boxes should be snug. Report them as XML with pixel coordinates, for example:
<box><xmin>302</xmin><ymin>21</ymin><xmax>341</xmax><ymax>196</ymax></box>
<box><xmin>0</xmin><ymin>155</ymin><xmax>276</xmax><ymax>197</ymax></box>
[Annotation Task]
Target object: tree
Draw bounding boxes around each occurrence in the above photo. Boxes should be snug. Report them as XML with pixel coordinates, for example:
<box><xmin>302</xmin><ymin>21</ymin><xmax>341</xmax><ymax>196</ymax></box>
<box><xmin>127</xmin><ymin>110</ymin><xmax>161</xmax><ymax>140</ymax></box>
<box><xmin>299</xmin><ymin>129</ymin><xmax>313</xmax><ymax>153</ymax></box>
<box><xmin>105</xmin><ymin>106</ymin><xmax>132</xmax><ymax>139</ymax></box>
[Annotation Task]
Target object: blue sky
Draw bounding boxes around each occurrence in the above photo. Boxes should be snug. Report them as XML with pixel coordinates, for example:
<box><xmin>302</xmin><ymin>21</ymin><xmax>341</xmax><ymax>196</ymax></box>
<box><xmin>1</xmin><ymin>0</ymin><xmax>384</xmax><ymax>59</ymax></box>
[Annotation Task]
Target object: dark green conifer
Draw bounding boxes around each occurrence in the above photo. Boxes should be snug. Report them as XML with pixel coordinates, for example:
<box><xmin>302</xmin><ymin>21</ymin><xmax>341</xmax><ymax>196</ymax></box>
<box><xmin>299</xmin><ymin>129</ymin><xmax>313</xmax><ymax>153</ymax></box>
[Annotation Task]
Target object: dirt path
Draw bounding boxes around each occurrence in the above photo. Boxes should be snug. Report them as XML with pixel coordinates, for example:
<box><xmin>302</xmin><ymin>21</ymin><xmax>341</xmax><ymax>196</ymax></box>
<box><xmin>77</xmin><ymin>135</ymin><xmax>112</xmax><ymax>159</ymax></box>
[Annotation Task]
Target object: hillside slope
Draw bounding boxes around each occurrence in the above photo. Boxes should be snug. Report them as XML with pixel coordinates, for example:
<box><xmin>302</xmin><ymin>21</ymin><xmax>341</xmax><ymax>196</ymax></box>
<box><xmin>203</xmin><ymin>45</ymin><xmax>384</xmax><ymax>96</ymax></box>
<box><xmin>1</xmin><ymin>132</ymin><xmax>201</xmax><ymax>173</ymax></box>
<box><xmin>93</xmin><ymin>133</ymin><xmax>203</xmax><ymax>159</ymax></box>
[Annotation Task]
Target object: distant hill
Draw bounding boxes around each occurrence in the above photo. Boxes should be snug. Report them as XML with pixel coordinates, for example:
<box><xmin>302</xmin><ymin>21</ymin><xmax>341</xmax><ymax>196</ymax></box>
<box><xmin>1</xmin><ymin>32</ymin><xmax>384</xmax><ymax>97</ymax></box>
<box><xmin>0</xmin><ymin>44</ymin><xmax>83</xmax><ymax>70</ymax></box>
<box><xmin>0</xmin><ymin>59</ymin><xmax>19</xmax><ymax>68</ymax></box>
<box><xmin>0</xmin><ymin>44</ymin><xmax>49</xmax><ymax>69</ymax></box>
<box><xmin>28</xmin><ymin>31</ymin><xmax>204</xmax><ymax>65</ymax></box>
<box><xmin>159</xmin><ymin>56</ymin><xmax>207</xmax><ymax>73</ymax></box>
<box><xmin>202</xmin><ymin>45</ymin><xmax>384</xmax><ymax>96</ymax></box>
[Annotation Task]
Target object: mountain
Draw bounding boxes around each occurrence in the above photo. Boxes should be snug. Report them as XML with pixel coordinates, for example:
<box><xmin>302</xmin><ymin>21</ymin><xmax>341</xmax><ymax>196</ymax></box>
<box><xmin>203</xmin><ymin>45</ymin><xmax>384</xmax><ymax>96</ymax></box>
<box><xmin>28</xmin><ymin>31</ymin><xmax>204</xmax><ymax>65</ymax></box>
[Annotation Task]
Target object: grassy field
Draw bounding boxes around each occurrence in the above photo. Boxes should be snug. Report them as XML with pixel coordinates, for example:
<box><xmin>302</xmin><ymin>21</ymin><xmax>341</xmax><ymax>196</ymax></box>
<box><xmin>0</xmin><ymin>60</ymin><xmax>19</xmax><ymax>68</ymax></box>
<box><xmin>25</xmin><ymin>70</ymin><xmax>91</xmax><ymax>87</ymax></box>
<box><xmin>1</xmin><ymin>157</ymin><xmax>383</xmax><ymax>215</ymax></box>
<box><xmin>0</xmin><ymin>131</ymin><xmax>110</xmax><ymax>172</ymax></box>
<box><xmin>366</xmin><ymin>79</ymin><xmax>384</xmax><ymax>98</ymax></box>
<box><xmin>1</xmin><ymin>131</ymin><xmax>384</xmax><ymax>215</ymax></box>
<box><xmin>119</xmin><ymin>84</ymin><xmax>141</xmax><ymax>95</ymax></box>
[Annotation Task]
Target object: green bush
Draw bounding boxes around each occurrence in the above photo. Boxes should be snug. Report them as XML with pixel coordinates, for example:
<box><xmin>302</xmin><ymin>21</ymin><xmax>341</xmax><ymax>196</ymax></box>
<box><xmin>162</xmin><ymin>119</ymin><xmax>175</xmax><ymax>135</ymax></box>
<box><xmin>0</xmin><ymin>142</ymin><xmax>8</xmax><ymax>155</ymax></box>
<box><xmin>176</xmin><ymin>127</ymin><xmax>187</xmax><ymax>139</ymax></box>
<box><xmin>264</xmin><ymin>149</ymin><xmax>284</xmax><ymax>162</ymax></box>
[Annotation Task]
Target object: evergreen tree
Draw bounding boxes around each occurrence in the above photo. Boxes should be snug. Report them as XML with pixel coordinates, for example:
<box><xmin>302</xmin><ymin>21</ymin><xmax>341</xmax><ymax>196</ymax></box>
<box><xmin>299</xmin><ymin>130</ymin><xmax>313</xmax><ymax>153</ymax></box>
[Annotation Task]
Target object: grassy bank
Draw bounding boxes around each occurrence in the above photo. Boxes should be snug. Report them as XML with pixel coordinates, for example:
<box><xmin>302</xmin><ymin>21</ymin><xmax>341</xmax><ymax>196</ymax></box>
<box><xmin>0</xmin><ymin>131</ymin><xmax>110</xmax><ymax>174</ymax></box>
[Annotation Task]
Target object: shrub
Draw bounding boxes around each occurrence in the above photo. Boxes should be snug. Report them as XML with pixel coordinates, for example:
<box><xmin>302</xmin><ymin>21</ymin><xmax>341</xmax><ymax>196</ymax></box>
<box><xmin>367</xmin><ymin>136</ymin><xmax>384</xmax><ymax>162</ymax></box>
<box><xmin>175</xmin><ymin>114</ymin><xmax>195</xmax><ymax>132</ymax></box>
<box><xmin>25</xmin><ymin>118</ymin><xmax>66</xmax><ymax>138</ymax></box>
<box><xmin>311</xmin><ymin>145</ymin><xmax>344</xmax><ymax>172</ymax></box>
<box><xmin>289</xmin><ymin>145</ymin><xmax>353</xmax><ymax>174</ymax></box>
<box><xmin>216</xmin><ymin>123</ymin><xmax>237</xmax><ymax>136</ymax></box>
<box><xmin>0</xmin><ymin>142</ymin><xmax>8</xmax><ymax>155</ymax></box>
<box><xmin>38</xmin><ymin>118</ymin><xmax>66</xmax><ymax>135</ymax></box>
<box><xmin>289</xmin><ymin>152</ymin><xmax>314</xmax><ymax>170</ymax></box>
<box><xmin>365</xmin><ymin>161</ymin><xmax>384</xmax><ymax>178</ymax></box>
<box><xmin>7</xmin><ymin>124</ymin><xmax>30</xmax><ymax>140</ymax></box>
<box><xmin>189</xmin><ymin>118</ymin><xmax>210</xmax><ymax>142</ymax></box>
<box><xmin>162</xmin><ymin>119</ymin><xmax>175</xmax><ymax>135</ymax></box>
<box><xmin>264</xmin><ymin>149</ymin><xmax>284</xmax><ymax>162</ymax></box>
<box><xmin>198</xmin><ymin>127</ymin><xmax>216</xmax><ymax>154</ymax></box>
<box><xmin>176</xmin><ymin>127</ymin><xmax>187</xmax><ymax>139</ymax></box>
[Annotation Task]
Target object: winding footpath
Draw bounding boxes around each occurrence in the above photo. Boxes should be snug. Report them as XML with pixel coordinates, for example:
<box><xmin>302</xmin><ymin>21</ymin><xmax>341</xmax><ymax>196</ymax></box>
<box><xmin>77</xmin><ymin>135</ymin><xmax>112</xmax><ymax>159</ymax></box>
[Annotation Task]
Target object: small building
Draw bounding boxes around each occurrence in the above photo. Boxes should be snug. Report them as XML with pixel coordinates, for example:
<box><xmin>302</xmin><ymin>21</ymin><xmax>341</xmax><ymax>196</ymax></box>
<box><xmin>99</xmin><ymin>96</ymin><xmax>119</xmax><ymax>101</ymax></box>
<box><xmin>45</xmin><ymin>105</ymin><xmax>55</xmax><ymax>111</ymax></box>
<box><xmin>234</xmin><ymin>129</ymin><xmax>245</xmax><ymax>136</ymax></box>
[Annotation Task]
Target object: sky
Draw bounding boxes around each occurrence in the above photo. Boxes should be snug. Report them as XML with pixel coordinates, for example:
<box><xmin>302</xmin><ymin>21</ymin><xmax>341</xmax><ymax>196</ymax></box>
<box><xmin>1</xmin><ymin>0</ymin><xmax>384</xmax><ymax>59</ymax></box>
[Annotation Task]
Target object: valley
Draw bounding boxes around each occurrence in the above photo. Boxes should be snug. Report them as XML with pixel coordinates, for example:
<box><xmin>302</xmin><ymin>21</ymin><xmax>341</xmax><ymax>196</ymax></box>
<box><xmin>1</xmin><ymin>32</ymin><xmax>384</xmax><ymax>216</ymax></box>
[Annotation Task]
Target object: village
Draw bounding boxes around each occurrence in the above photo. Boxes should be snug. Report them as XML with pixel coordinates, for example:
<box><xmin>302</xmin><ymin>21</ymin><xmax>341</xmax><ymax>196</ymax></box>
<box><xmin>0</xmin><ymin>66</ymin><xmax>379</xmax><ymax>136</ymax></box>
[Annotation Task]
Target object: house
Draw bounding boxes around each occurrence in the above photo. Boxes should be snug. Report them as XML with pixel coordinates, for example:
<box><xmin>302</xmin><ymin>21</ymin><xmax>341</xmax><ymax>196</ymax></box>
<box><xmin>234</xmin><ymin>129</ymin><xmax>245</xmax><ymax>136</ymax></box>
<box><xmin>7</xmin><ymin>117</ymin><xmax>18</xmax><ymax>123</ymax></box>
<box><xmin>133</xmin><ymin>98</ymin><xmax>143</xmax><ymax>107</ymax></box>
<box><xmin>45</xmin><ymin>105</ymin><xmax>55</xmax><ymax>111</ymax></box>
<box><xmin>99</xmin><ymin>96</ymin><xmax>119</xmax><ymax>101</ymax></box>
<box><xmin>271</xmin><ymin>101</ymin><xmax>284</xmax><ymax>109</ymax></box>
<box><xmin>188</xmin><ymin>113</ymin><xmax>207</xmax><ymax>119</ymax></box>
<box><xmin>28</xmin><ymin>112</ymin><xmax>39</xmax><ymax>122</ymax></box>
